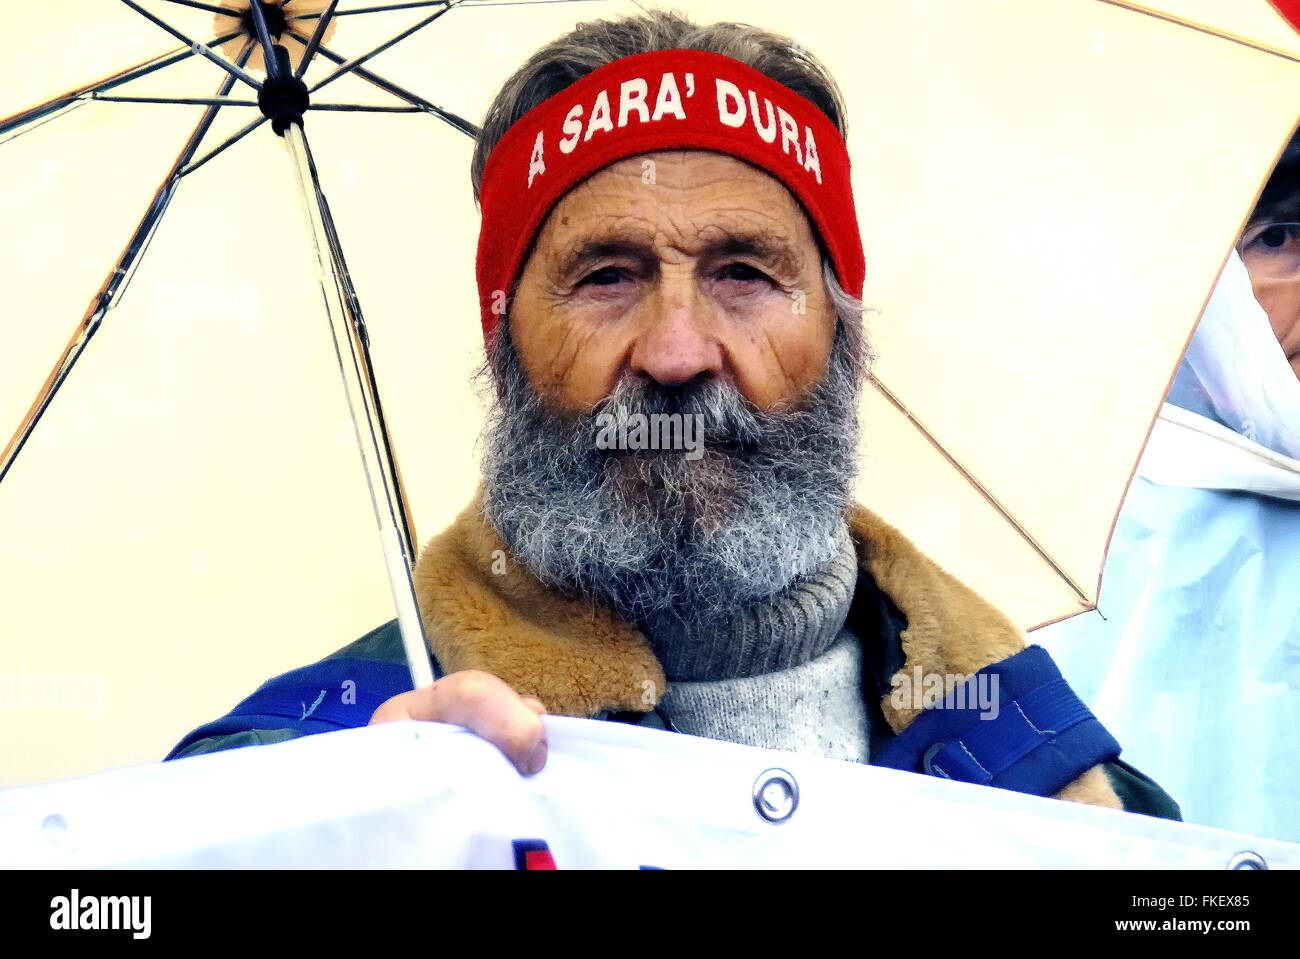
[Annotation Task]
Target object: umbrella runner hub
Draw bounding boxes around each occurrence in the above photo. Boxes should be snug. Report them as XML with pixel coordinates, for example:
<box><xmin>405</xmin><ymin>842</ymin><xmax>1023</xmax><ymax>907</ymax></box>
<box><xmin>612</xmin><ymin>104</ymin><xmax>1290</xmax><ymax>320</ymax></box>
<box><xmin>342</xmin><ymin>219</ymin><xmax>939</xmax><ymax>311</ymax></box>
<box><xmin>246</xmin><ymin>1</ymin><xmax>309</xmax><ymax>135</ymax></box>
<box><xmin>256</xmin><ymin>45</ymin><xmax>310</xmax><ymax>134</ymax></box>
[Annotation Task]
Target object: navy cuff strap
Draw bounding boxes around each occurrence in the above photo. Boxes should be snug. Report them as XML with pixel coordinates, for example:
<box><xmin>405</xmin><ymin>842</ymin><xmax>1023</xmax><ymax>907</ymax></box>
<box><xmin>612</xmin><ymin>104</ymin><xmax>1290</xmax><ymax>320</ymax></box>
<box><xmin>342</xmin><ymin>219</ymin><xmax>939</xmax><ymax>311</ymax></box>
<box><xmin>874</xmin><ymin>645</ymin><xmax>1120</xmax><ymax>798</ymax></box>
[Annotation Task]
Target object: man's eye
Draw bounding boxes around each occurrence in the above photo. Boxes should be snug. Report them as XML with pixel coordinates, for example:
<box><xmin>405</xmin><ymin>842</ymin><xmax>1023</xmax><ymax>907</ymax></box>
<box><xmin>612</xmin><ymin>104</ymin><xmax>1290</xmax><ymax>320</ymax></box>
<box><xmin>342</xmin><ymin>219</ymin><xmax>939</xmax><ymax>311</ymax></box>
<box><xmin>580</xmin><ymin>266</ymin><xmax>626</xmax><ymax>286</ymax></box>
<box><xmin>720</xmin><ymin>262</ymin><xmax>769</xmax><ymax>283</ymax></box>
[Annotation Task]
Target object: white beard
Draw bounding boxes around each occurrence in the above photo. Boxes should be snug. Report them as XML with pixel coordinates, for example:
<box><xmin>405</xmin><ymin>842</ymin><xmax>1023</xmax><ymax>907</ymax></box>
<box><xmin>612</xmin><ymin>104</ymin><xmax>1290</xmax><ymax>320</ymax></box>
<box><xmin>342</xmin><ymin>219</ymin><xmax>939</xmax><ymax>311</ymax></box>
<box><xmin>480</xmin><ymin>319</ymin><xmax>862</xmax><ymax>628</ymax></box>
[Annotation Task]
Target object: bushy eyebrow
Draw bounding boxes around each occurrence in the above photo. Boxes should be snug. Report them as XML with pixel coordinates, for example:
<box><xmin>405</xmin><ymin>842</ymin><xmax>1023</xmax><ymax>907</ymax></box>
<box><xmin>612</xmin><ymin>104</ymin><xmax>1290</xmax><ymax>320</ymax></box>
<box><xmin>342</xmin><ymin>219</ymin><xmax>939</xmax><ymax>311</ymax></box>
<box><xmin>709</xmin><ymin>234</ymin><xmax>802</xmax><ymax>278</ymax></box>
<box><xmin>553</xmin><ymin>226</ymin><xmax>803</xmax><ymax>282</ymax></box>
<box><xmin>555</xmin><ymin>235</ymin><xmax>654</xmax><ymax>282</ymax></box>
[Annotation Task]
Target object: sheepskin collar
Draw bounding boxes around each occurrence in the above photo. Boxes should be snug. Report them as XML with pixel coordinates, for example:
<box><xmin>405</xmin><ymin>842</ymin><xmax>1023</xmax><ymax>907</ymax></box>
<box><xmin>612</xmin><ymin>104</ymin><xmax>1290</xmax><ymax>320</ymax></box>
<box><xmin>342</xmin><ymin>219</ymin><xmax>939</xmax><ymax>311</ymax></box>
<box><xmin>411</xmin><ymin>493</ymin><xmax>1120</xmax><ymax>807</ymax></box>
<box><xmin>411</xmin><ymin>494</ymin><xmax>1027</xmax><ymax>725</ymax></box>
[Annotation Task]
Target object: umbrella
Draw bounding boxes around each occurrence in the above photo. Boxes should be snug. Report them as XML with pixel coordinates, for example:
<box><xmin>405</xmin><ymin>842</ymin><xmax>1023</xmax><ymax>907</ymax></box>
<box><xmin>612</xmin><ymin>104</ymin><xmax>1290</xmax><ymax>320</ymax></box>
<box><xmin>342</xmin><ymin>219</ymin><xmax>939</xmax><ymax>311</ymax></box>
<box><xmin>0</xmin><ymin>0</ymin><xmax>1297</xmax><ymax>788</ymax></box>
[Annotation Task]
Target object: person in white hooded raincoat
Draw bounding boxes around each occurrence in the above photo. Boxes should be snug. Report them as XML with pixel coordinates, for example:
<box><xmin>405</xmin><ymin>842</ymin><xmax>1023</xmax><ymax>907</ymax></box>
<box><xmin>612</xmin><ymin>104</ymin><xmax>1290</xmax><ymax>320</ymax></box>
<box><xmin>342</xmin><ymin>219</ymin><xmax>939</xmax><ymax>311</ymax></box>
<box><xmin>1035</xmin><ymin>152</ymin><xmax>1300</xmax><ymax>842</ymax></box>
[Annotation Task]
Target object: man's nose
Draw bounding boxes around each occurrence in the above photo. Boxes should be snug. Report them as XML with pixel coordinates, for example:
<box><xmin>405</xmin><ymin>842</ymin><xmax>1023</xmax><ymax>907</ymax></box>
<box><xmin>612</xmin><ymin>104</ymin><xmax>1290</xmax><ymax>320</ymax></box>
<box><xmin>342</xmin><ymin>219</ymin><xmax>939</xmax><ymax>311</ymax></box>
<box><xmin>627</xmin><ymin>274</ymin><xmax>724</xmax><ymax>387</ymax></box>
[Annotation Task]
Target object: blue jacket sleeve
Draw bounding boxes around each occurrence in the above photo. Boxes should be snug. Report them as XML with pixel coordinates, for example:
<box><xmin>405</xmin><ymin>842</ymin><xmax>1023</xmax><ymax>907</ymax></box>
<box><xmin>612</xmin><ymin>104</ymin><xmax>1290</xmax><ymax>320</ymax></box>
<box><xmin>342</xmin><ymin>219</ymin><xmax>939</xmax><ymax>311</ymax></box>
<box><xmin>165</xmin><ymin>620</ymin><xmax>418</xmax><ymax>761</ymax></box>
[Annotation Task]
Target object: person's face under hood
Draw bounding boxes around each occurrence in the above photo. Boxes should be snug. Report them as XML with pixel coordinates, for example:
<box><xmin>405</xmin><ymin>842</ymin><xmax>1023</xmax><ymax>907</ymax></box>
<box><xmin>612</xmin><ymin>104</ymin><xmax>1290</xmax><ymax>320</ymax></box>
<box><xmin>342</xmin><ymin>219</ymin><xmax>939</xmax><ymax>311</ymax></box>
<box><xmin>1241</xmin><ymin>196</ymin><xmax>1300</xmax><ymax>380</ymax></box>
<box><xmin>1246</xmin><ymin>261</ymin><xmax>1300</xmax><ymax>380</ymax></box>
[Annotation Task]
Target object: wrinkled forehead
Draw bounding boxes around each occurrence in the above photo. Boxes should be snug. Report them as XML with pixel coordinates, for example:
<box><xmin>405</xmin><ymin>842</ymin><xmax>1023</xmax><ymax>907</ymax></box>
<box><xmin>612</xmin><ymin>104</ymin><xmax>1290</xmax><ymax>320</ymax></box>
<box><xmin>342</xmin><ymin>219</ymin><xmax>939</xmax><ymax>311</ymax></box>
<box><xmin>532</xmin><ymin>150</ymin><xmax>821</xmax><ymax>273</ymax></box>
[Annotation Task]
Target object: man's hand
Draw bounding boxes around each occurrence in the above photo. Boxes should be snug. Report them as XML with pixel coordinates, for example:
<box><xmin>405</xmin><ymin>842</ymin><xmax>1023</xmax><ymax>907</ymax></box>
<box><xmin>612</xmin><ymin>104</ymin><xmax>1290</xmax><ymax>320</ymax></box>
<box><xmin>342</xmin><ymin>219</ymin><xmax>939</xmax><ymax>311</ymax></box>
<box><xmin>369</xmin><ymin>670</ymin><xmax>549</xmax><ymax>776</ymax></box>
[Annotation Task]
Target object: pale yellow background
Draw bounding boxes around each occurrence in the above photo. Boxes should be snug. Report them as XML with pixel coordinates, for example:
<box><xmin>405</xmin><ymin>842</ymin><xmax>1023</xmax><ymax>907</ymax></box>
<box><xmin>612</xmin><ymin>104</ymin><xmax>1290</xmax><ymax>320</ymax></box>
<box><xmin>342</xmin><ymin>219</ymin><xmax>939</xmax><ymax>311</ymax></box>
<box><xmin>1</xmin><ymin>0</ymin><xmax>1296</xmax><ymax>787</ymax></box>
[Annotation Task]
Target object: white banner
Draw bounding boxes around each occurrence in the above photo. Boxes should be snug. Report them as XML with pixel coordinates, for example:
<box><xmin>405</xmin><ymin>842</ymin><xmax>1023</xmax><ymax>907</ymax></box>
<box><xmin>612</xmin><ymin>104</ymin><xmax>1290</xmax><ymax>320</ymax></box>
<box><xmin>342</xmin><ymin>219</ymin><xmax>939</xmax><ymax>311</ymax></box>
<box><xmin>2</xmin><ymin>719</ymin><xmax>1296</xmax><ymax>869</ymax></box>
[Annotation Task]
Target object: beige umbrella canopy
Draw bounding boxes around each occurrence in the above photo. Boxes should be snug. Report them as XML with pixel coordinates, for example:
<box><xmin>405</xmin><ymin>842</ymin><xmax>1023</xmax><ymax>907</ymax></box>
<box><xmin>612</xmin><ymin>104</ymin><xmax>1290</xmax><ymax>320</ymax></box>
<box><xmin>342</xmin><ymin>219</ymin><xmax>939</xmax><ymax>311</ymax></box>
<box><xmin>849</xmin><ymin>0</ymin><xmax>1299</xmax><ymax>629</ymax></box>
<box><xmin>0</xmin><ymin>0</ymin><xmax>1296</xmax><ymax>788</ymax></box>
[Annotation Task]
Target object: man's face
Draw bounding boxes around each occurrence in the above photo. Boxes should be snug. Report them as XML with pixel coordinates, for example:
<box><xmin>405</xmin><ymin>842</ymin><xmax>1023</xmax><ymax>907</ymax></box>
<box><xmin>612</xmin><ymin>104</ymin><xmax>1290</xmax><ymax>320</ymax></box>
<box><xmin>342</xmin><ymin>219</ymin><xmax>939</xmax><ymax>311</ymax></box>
<box><xmin>480</xmin><ymin>150</ymin><xmax>860</xmax><ymax>627</ymax></box>
<box><xmin>508</xmin><ymin>150</ymin><xmax>837</xmax><ymax>412</ymax></box>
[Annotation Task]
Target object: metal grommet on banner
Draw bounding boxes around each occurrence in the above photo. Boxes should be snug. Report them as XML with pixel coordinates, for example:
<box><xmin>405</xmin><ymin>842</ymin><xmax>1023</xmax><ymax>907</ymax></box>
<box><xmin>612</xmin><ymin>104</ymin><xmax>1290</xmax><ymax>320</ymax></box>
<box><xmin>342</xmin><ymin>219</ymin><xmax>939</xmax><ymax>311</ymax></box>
<box><xmin>41</xmin><ymin>813</ymin><xmax>70</xmax><ymax>847</ymax></box>
<box><xmin>1227</xmin><ymin>851</ymin><xmax>1268</xmax><ymax>870</ymax></box>
<box><xmin>753</xmin><ymin>768</ymin><xmax>799</xmax><ymax>824</ymax></box>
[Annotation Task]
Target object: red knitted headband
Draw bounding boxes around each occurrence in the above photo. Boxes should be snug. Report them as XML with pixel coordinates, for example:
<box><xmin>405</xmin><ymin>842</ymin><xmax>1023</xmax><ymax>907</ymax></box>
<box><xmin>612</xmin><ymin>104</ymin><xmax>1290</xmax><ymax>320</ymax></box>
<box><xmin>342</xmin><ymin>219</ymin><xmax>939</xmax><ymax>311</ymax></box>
<box><xmin>474</xmin><ymin>48</ymin><xmax>865</xmax><ymax>346</ymax></box>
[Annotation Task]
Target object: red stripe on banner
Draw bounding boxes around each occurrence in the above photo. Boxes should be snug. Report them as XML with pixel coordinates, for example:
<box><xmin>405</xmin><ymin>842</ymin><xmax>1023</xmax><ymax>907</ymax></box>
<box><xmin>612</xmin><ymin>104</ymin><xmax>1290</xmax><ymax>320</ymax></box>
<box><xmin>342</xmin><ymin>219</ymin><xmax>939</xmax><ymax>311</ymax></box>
<box><xmin>512</xmin><ymin>838</ymin><xmax>559</xmax><ymax>869</ymax></box>
<box><xmin>523</xmin><ymin>849</ymin><xmax>557</xmax><ymax>870</ymax></box>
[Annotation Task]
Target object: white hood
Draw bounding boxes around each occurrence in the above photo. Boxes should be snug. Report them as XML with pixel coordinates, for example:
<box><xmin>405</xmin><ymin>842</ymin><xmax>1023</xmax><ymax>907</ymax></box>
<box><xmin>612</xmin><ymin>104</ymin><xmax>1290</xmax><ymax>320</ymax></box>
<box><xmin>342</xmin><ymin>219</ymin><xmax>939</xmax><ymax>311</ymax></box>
<box><xmin>1141</xmin><ymin>251</ymin><xmax>1300</xmax><ymax>500</ymax></box>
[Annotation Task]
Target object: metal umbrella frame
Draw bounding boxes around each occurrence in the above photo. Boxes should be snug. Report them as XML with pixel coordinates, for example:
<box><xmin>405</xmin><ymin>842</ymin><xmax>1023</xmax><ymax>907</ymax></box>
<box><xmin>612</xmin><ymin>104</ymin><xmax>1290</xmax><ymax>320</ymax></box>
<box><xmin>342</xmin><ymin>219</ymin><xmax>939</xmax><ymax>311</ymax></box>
<box><xmin>0</xmin><ymin>0</ymin><xmax>529</xmax><ymax>690</ymax></box>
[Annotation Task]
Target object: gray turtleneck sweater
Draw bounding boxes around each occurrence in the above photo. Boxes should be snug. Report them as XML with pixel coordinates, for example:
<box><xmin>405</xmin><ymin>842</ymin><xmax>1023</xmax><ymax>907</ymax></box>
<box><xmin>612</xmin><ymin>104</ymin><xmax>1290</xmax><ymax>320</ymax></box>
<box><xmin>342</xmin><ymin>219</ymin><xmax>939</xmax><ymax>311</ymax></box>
<box><xmin>640</xmin><ymin>524</ymin><xmax>872</xmax><ymax>764</ymax></box>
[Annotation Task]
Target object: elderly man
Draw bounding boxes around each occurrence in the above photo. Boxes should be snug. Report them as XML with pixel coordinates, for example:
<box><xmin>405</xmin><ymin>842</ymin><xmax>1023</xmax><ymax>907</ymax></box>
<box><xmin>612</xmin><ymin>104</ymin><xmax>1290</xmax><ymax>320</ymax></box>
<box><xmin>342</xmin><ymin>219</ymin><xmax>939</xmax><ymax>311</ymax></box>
<box><xmin>168</xmin><ymin>11</ymin><xmax>1177</xmax><ymax>819</ymax></box>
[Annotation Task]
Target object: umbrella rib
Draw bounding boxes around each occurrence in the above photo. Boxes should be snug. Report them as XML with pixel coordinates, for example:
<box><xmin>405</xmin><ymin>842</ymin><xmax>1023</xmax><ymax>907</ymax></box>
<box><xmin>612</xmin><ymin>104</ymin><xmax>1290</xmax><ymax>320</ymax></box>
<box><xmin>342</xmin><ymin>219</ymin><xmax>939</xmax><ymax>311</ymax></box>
<box><xmin>89</xmin><ymin>97</ymin><xmax>433</xmax><ymax>114</ymax></box>
<box><xmin>118</xmin><ymin>0</ymin><xmax>263</xmax><ymax>91</ymax></box>
<box><xmin>310</xmin><ymin>103</ymin><xmax>424</xmax><ymax>112</ymax></box>
<box><xmin>287</xmin><ymin>0</ymin><xmax>609</xmax><ymax>15</ymax></box>
<box><xmin>87</xmin><ymin>94</ymin><xmax>260</xmax><ymax>107</ymax></box>
<box><xmin>1093</xmin><ymin>0</ymin><xmax>1300</xmax><ymax>64</ymax></box>
<box><xmin>156</xmin><ymin>0</ymin><xmax>245</xmax><ymax>15</ymax></box>
<box><xmin>294</xmin><ymin>131</ymin><xmax>421</xmax><ymax>562</ymax></box>
<box><xmin>1</xmin><ymin>40</ymin><xmax>259</xmax><ymax>488</ymax></box>
<box><xmin>113</xmin><ymin>38</ymin><xmax>259</xmax><ymax>298</ymax></box>
<box><xmin>291</xmin><ymin>1</ymin><xmax>450</xmax><ymax>16</ymax></box>
<box><xmin>0</xmin><ymin>100</ymin><xmax>90</xmax><ymax>150</ymax></box>
<box><xmin>177</xmin><ymin>36</ymin><xmax>271</xmax><ymax>179</ymax></box>
<box><xmin>0</xmin><ymin>29</ymin><xmax>246</xmax><ymax>139</ymax></box>
<box><xmin>308</xmin><ymin>2</ymin><xmax>461</xmax><ymax>93</ymax></box>
<box><xmin>457</xmin><ymin>0</ymin><xmax>610</xmax><ymax>6</ymax></box>
<box><xmin>294</xmin><ymin>0</ymin><xmax>340</xmax><ymax>78</ymax></box>
<box><xmin>287</xmin><ymin>31</ymin><xmax>479</xmax><ymax>138</ymax></box>
<box><xmin>864</xmin><ymin>371</ymin><xmax>1092</xmax><ymax>605</ymax></box>
<box><xmin>179</xmin><ymin>114</ymin><xmax>268</xmax><ymax>178</ymax></box>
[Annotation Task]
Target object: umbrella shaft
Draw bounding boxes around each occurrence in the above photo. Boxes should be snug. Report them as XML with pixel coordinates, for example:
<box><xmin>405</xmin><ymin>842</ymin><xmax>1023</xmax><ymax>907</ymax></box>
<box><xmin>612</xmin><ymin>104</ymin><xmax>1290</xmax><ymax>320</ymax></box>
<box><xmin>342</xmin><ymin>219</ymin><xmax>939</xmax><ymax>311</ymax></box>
<box><xmin>281</xmin><ymin>122</ymin><xmax>435</xmax><ymax>690</ymax></box>
<box><xmin>245</xmin><ymin>0</ymin><xmax>282</xmax><ymax>77</ymax></box>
